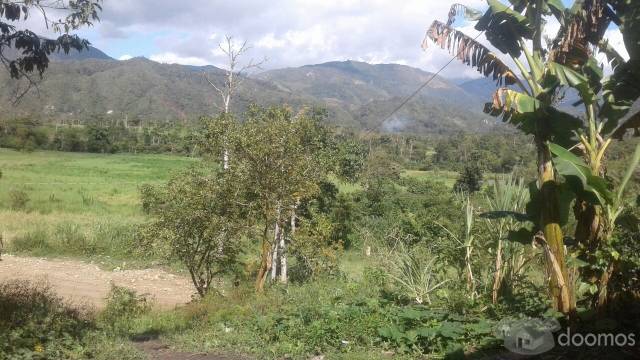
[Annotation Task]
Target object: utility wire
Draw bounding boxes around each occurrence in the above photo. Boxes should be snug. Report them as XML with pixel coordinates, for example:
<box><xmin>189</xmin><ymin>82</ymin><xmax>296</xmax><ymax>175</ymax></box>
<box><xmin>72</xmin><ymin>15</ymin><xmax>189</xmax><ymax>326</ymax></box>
<box><xmin>364</xmin><ymin>30</ymin><xmax>486</xmax><ymax>135</ymax></box>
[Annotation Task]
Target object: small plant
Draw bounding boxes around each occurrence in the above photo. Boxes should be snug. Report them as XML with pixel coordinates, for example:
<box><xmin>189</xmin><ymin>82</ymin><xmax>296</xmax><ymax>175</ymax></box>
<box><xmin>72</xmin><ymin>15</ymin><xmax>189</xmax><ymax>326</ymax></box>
<box><xmin>383</xmin><ymin>243</ymin><xmax>448</xmax><ymax>305</ymax></box>
<box><xmin>99</xmin><ymin>285</ymin><xmax>151</xmax><ymax>335</ymax></box>
<box><xmin>8</xmin><ymin>189</ymin><xmax>30</xmax><ymax>210</ymax></box>
<box><xmin>48</xmin><ymin>193</ymin><xmax>59</xmax><ymax>203</ymax></box>
<box><xmin>378</xmin><ymin>305</ymin><xmax>496</xmax><ymax>355</ymax></box>
<box><xmin>79</xmin><ymin>191</ymin><xmax>94</xmax><ymax>206</ymax></box>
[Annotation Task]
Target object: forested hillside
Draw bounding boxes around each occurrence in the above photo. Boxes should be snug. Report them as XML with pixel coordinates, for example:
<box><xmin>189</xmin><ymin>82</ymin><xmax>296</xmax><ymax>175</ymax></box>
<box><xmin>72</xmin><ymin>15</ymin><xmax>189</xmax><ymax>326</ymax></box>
<box><xmin>0</xmin><ymin>54</ymin><xmax>494</xmax><ymax>133</ymax></box>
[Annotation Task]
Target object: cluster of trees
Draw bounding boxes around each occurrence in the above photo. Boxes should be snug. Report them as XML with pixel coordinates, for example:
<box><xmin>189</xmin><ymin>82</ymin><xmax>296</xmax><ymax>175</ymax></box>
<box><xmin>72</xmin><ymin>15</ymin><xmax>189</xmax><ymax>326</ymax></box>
<box><xmin>0</xmin><ymin>118</ymin><xmax>198</xmax><ymax>154</ymax></box>
<box><xmin>430</xmin><ymin>132</ymin><xmax>536</xmax><ymax>173</ymax></box>
<box><xmin>140</xmin><ymin>105</ymin><xmax>367</xmax><ymax>293</ymax></box>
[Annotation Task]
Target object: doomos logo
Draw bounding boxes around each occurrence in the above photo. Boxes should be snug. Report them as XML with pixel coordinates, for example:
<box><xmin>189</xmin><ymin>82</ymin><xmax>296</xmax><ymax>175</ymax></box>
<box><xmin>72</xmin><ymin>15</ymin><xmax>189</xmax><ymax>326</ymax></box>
<box><xmin>495</xmin><ymin>317</ymin><xmax>560</xmax><ymax>355</ymax></box>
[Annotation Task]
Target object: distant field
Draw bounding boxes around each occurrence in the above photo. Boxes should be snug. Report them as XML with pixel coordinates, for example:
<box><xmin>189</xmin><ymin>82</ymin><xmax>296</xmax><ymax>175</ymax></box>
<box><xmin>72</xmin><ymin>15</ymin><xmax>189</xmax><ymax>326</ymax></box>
<box><xmin>0</xmin><ymin>149</ymin><xmax>198</xmax><ymax>215</ymax></box>
<box><xmin>402</xmin><ymin>169</ymin><xmax>459</xmax><ymax>187</ymax></box>
<box><xmin>0</xmin><ymin>149</ymin><xmax>198</xmax><ymax>264</ymax></box>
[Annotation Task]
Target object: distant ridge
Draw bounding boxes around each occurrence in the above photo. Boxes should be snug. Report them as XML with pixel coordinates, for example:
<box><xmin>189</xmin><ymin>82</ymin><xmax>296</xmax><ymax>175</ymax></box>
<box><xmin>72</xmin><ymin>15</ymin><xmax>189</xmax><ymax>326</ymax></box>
<box><xmin>49</xmin><ymin>46</ymin><xmax>114</xmax><ymax>62</ymax></box>
<box><xmin>0</xmin><ymin>49</ymin><xmax>501</xmax><ymax>134</ymax></box>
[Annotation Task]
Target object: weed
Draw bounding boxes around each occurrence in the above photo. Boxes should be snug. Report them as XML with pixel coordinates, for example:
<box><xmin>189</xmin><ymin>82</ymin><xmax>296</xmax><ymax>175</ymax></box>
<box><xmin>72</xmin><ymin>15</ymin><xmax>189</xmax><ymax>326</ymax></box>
<box><xmin>99</xmin><ymin>285</ymin><xmax>152</xmax><ymax>336</ymax></box>
<box><xmin>8</xmin><ymin>189</ymin><xmax>29</xmax><ymax>210</ymax></box>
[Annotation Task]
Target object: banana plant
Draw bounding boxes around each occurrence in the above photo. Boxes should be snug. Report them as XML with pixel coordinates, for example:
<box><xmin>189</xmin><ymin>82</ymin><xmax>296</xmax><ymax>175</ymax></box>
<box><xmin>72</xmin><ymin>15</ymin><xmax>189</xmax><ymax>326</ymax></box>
<box><xmin>424</xmin><ymin>0</ymin><xmax>639</xmax><ymax>314</ymax></box>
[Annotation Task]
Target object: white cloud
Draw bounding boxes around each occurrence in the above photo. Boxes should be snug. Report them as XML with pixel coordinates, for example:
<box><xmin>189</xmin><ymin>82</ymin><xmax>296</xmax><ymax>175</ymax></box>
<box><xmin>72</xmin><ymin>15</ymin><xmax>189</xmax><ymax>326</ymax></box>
<box><xmin>149</xmin><ymin>52</ymin><xmax>209</xmax><ymax>66</ymax></box>
<box><xmin>83</xmin><ymin>0</ymin><xmax>629</xmax><ymax>80</ymax></box>
<box><xmin>118</xmin><ymin>55</ymin><xmax>133</xmax><ymax>61</ymax></box>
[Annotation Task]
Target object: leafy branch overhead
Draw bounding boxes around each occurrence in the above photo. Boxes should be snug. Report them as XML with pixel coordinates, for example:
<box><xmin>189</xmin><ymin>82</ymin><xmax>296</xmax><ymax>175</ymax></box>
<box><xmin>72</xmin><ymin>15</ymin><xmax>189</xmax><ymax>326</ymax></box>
<box><xmin>0</xmin><ymin>0</ymin><xmax>102</xmax><ymax>100</ymax></box>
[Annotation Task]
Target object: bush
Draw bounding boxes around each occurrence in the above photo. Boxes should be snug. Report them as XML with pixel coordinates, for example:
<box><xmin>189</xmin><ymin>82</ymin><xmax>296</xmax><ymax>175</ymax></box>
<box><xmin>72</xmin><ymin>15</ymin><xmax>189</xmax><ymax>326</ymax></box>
<box><xmin>0</xmin><ymin>280</ymin><xmax>92</xmax><ymax>358</ymax></box>
<box><xmin>378</xmin><ymin>305</ymin><xmax>498</xmax><ymax>356</ymax></box>
<box><xmin>8</xmin><ymin>189</ymin><xmax>30</xmax><ymax>210</ymax></box>
<box><xmin>98</xmin><ymin>285</ymin><xmax>151</xmax><ymax>336</ymax></box>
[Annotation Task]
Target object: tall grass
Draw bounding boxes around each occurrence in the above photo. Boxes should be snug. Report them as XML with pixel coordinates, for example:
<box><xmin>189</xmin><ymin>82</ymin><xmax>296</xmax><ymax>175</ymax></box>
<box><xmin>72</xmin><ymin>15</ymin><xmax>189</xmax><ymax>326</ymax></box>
<box><xmin>9</xmin><ymin>220</ymin><xmax>144</xmax><ymax>263</ymax></box>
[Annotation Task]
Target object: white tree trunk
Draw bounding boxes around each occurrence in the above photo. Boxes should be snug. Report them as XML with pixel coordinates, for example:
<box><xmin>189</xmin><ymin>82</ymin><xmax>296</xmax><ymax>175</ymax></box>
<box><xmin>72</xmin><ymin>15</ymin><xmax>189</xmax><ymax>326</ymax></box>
<box><xmin>223</xmin><ymin>149</ymin><xmax>229</xmax><ymax>170</ymax></box>
<box><xmin>280</xmin><ymin>206</ymin><xmax>296</xmax><ymax>284</ymax></box>
<box><xmin>270</xmin><ymin>206</ymin><xmax>281</xmax><ymax>281</ymax></box>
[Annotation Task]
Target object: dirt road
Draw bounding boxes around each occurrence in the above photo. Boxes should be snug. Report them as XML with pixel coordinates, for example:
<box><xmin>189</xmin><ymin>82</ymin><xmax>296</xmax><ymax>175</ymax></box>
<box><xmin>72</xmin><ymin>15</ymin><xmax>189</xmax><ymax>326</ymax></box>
<box><xmin>0</xmin><ymin>255</ymin><xmax>196</xmax><ymax>309</ymax></box>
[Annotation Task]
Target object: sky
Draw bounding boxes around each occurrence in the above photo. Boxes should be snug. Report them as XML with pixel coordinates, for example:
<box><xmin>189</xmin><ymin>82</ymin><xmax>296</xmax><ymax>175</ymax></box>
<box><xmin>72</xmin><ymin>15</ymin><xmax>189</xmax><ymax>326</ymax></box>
<box><xmin>21</xmin><ymin>0</ymin><xmax>630</xmax><ymax>79</ymax></box>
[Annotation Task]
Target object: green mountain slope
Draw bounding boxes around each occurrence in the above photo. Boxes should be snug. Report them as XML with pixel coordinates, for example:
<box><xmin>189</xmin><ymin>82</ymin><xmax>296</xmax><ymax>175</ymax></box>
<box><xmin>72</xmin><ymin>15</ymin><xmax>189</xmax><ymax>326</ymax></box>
<box><xmin>0</xmin><ymin>54</ymin><xmax>493</xmax><ymax>133</ymax></box>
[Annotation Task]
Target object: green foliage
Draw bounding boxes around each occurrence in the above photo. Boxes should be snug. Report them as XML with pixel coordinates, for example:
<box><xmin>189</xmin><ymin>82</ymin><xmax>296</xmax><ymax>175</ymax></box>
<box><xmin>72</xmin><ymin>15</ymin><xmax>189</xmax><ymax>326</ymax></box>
<box><xmin>430</xmin><ymin>132</ymin><xmax>533</xmax><ymax>174</ymax></box>
<box><xmin>453</xmin><ymin>164</ymin><xmax>483</xmax><ymax>194</ymax></box>
<box><xmin>86</xmin><ymin>125</ymin><xmax>114</xmax><ymax>153</ymax></box>
<box><xmin>98</xmin><ymin>285</ymin><xmax>151</xmax><ymax>336</ymax></box>
<box><xmin>382</xmin><ymin>243</ymin><xmax>449</xmax><ymax>305</ymax></box>
<box><xmin>0</xmin><ymin>0</ymin><xmax>101</xmax><ymax>100</ymax></box>
<box><xmin>9</xmin><ymin>220</ymin><xmax>140</xmax><ymax>262</ymax></box>
<box><xmin>378</xmin><ymin>305</ymin><xmax>497</xmax><ymax>355</ymax></box>
<box><xmin>140</xmin><ymin>167</ymin><xmax>246</xmax><ymax>297</ymax></box>
<box><xmin>335</xmin><ymin>138</ymin><xmax>367</xmax><ymax>182</ymax></box>
<box><xmin>289</xmin><ymin>214</ymin><xmax>343</xmax><ymax>282</ymax></box>
<box><xmin>0</xmin><ymin>280</ymin><xmax>92</xmax><ymax>359</ymax></box>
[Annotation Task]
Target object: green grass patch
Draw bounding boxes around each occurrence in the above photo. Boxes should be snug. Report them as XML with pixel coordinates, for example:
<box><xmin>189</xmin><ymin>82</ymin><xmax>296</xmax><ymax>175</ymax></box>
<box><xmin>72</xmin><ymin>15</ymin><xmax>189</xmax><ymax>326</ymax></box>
<box><xmin>0</xmin><ymin>149</ymin><xmax>196</xmax><ymax>264</ymax></box>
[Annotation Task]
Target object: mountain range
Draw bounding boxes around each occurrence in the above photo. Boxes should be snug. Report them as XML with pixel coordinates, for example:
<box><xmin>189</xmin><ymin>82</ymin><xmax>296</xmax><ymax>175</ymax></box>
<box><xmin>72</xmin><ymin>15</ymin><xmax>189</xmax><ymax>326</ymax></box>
<box><xmin>0</xmin><ymin>47</ymin><xmax>503</xmax><ymax>134</ymax></box>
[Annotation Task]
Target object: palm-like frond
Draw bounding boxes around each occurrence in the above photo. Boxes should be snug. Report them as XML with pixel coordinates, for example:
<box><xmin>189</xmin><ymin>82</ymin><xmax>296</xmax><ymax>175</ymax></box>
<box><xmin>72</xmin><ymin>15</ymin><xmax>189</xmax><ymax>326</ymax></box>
<box><xmin>423</xmin><ymin>20</ymin><xmax>526</xmax><ymax>91</ymax></box>
<box><xmin>446</xmin><ymin>3</ymin><xmax>483</xmax><ymax>26</ymax></box>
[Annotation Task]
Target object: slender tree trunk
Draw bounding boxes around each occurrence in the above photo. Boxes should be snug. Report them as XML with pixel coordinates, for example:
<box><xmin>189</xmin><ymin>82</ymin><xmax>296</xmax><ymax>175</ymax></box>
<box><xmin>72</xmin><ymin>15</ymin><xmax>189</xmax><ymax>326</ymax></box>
<box><xmin>255</xmin><ymin>220</ymin><xmax>272</xmax><ymax>292</ymax></box>
<box><xmin>280</xmin><ymin>204</ymin><xmax>297</xmax><ymax>284</ymax></box>
<box><xmin>492</xmin><ymin>237</ymin><xmax>504</xmax><ymax>304</ymax></box>
<box><xmin>271</xmin><ymin>206</ymin><xmax>282</xmax><ymax>281</ymax></box>
<box><xmin>223</xmin><ymin>149</ymin><xmax>229</xmax><ymax>170</ymax></box>
<box><xmin>538</xmin><ymin>143</ymin><xmax>573</xmax><ymax>314</ymax></box>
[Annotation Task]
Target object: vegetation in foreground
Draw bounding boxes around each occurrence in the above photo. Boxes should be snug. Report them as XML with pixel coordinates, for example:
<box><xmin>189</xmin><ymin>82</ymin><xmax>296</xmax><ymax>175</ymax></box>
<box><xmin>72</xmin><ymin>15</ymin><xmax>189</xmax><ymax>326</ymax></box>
<box><xmin>1</xmin><ymin>0</ymin><xmax>640</xmax><ymax>359</ymax></box>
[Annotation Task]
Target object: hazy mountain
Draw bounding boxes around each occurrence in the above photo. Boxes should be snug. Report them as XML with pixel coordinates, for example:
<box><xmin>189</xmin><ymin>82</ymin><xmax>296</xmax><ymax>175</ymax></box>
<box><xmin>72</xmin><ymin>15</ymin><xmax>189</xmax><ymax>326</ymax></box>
<box><xmin>3</xmin><ymin>44</ymin><xmax>113</xmax><ymax>62</ymax></box>
<box><xmin>458</xmin><ymin>78</ymin><xmax>497</xmax><ymax>101</ymax></box>
<box><xmin>0</xmin><ymin>51</ymin><xmax>497</xmax><ymax>133</ymax></box>
<box><xmin>49</xmin><ymin>46</ymin><xmax>114</xmax><ymax>61</ymax></box>
<box><xmin>257</xmin><ymin>60</ymin><xmax>484</xmax><ymax>110</ymax></box>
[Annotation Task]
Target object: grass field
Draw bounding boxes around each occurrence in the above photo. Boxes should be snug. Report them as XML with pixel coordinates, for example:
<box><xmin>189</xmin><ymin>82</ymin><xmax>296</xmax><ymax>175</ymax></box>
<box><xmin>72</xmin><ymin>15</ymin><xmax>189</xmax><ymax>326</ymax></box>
<box><xmin>0</xmin><ymin>149</ymin><xmax>198</xmax><ymax>215</ymax></box>
<box><xmin>0</xmin><ymin>149</ymin><xmax>198</xmax><ymax>265</ymax></box>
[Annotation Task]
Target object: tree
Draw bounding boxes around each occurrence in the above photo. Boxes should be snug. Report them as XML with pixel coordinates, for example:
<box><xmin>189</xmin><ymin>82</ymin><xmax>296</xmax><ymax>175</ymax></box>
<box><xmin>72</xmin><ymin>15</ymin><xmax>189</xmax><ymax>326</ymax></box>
<box><xmin>140</xmin><ymin>168</ymin><xmax>246</xmax><ymax>297</ymax></box>
<box><xmin>86</xmin><ymin>125</ymin><xmax>111</xmax><ymax>153</ymax></box>
<box><xmin>203</xmin><ymin>105</ymin><xmax>333</xmax><ymax>291</ymax></box>
<box><xmin>425</xmin><ymin>0</ymin><xmax>640</xmax><ymax>314</ymax></box>
<box><xmin>203</xmin><ymin>35</ymin><xmax>265</xmax><ymax>169</ymax></box>
<box><xmin>453</xmin><ymin>163</ymin><xmax>483</xmax><ymax>194</ymax></box>
<box><xmin>0</xmin><ymin>0</ymin><xmax>102</xmax><ymax>101</ymax></box>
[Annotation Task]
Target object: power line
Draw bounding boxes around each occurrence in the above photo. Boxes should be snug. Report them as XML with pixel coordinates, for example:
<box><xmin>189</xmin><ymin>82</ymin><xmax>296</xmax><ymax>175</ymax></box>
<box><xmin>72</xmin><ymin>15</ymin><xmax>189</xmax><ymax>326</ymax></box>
<box><xmin>364</xmin><ymin>30</ymin><xmax>486</xmax><ymax>135</ymax></box>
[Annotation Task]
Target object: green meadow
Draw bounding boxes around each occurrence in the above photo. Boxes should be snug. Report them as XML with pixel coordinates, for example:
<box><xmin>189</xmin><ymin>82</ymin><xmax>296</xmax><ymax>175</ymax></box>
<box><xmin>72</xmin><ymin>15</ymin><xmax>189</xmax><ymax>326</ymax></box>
<box><xmin>0</xmin><ymin>149</ymin><xmax>197</xmax><ymax>264</ymax></box>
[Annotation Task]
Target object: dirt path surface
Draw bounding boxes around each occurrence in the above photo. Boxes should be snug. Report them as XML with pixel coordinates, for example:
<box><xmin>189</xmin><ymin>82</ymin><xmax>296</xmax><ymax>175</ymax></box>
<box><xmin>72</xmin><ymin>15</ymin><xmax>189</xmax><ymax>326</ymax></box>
<box><xmin>134</xmin><ymin>340</ymin><xmax>251</xmax><ymax>360</ymax></box>
<box><xmin>0</xmin><ymin>255</ymin><xmax>196</xmax><ymax>309</ymax></box>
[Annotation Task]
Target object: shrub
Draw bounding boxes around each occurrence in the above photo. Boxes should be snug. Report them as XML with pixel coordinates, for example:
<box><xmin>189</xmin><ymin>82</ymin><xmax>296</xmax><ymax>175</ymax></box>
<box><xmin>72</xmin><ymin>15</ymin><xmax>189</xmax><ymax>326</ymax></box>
<box><xmin>378</xmin><ymin>305</ymin><xmax>498</xmax><ymax>356</ymax></box>
<box><xmin>453</xmin><ymin>164</ymin><xmax>483</xmax><ymax>194</ymax></box>
<box><xmin>8</xmin><ymin>189</ymin><xmax>30</xmax><ymax>210</ymax></box>
<box><xmin>98</xmin><ymin>285</ymin><xmax>151</xmax><ymax>336</ymax></box>
<box><xmin>0</xmin><ymin>280</ymin><xmax>92</xmax><ymax>358</ymax></box>
<box><xmin>141</xmin><ymin>169</ymin><xmax>245</xmax><ymax>297</ymax></box>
